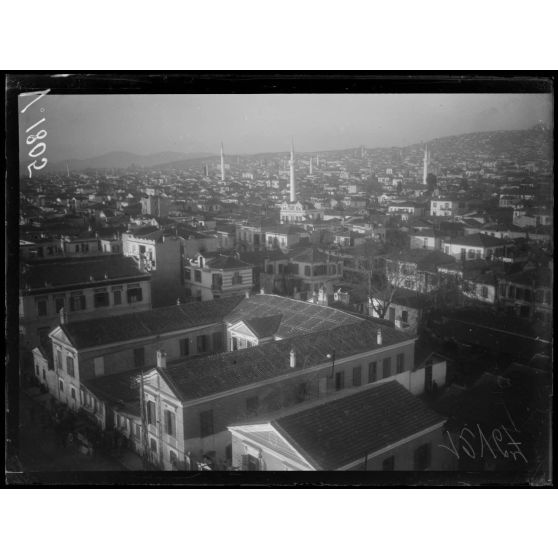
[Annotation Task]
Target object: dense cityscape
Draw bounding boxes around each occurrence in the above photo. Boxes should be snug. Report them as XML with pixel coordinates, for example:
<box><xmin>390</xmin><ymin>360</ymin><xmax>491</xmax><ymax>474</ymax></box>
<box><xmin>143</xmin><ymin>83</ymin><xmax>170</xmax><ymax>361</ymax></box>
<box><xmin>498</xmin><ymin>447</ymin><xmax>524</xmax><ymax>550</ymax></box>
<box><xmin>16</xmin><ymin>116</ymin><xmax>552</xmax><ymax>474</ymax></box>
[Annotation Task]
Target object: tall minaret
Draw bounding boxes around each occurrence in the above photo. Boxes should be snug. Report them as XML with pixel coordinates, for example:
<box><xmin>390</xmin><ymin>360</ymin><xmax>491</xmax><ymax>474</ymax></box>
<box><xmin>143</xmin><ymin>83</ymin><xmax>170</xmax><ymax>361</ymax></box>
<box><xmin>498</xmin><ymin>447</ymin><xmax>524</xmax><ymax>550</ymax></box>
<box><xmin>422</xmin><ymin>144</ymin><xmax>429</xmax><ymax>185</ymax></box>
<box><xmin>309</xmin><ymin>156</ymin><xmax>313</xmax><ymax>176</ymax></box>
<box><xmin>289</xmin><ymin>138</ymin><xmax>296</xmax><ymax>203</ymax></box>
<box><xmin>220</xmin><ymin>141</ymin><xmax>225</xmax><ymax>182</ymax></box>
<box><xmin>316</xmin><ymin>153</ymin><xmax>320</xmax><ymax>168</ymax></box>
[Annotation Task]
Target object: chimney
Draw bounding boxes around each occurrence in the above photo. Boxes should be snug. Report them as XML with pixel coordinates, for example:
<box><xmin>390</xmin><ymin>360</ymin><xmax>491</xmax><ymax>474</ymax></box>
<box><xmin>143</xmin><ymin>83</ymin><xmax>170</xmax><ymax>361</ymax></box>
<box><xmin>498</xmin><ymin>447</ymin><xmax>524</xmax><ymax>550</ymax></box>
<box><xmin>260</xmin><ymin>288</ymin><xmax>265</xmax><ymax>295</ymax></box>
<box><xmin>59</xmin><ymin>307</ymin><xmax>66</xmax><ymax>325</ymax></box>
<box><xmin>289</xmin><ymin>348</ymin><xmax>296</xmax><ymax>368</ymax></box>
<box><xmin>245</xmin><ymin>291</ymin><xmax>250</xmax><ymax>299</ymax></box>
<box><xmin>176</xmin><ymin>297</ymin><xmax>181</xmax><ymax>306</ymax></box>
<box><xmin>156</xmin><ymin>349</ymin><xmax>167</xmax><ymax>369</ymax></box>
<box><xmin>377</xmin><ymin>329</ymin><xmax>383</xmax><ymax>346</ymax></box>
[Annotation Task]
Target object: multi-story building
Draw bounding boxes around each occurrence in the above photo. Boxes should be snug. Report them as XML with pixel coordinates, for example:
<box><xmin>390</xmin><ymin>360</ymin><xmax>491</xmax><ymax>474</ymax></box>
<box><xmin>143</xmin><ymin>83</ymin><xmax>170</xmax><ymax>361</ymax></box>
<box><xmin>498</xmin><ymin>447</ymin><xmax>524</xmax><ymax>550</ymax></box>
<box><xmin>81</xmin><ymin>319</ymin><xmax>434</xmax><ymax>470</ymax></box>
<box><xmin>229</xmin><ymin>381</ymin><xmax>452</xmax><ymax>471</ymax></box>
<box><xmin>122</xmin><ymin>228</ymin><xmax>184</xmax><ymax>306</ymax></box>
<box><xmin>19</xmin><ymin>255</ymin><xmax>151</xmax><ymax>349</ymax></box>
<box><xmin>33</xmin><ymin>297</ymin><xmax>243</xmax><ymax>416</ymax></box>
<box><xmin>430</xmin><ymin>197</ymin><xmax>465</xmax><ymax>217</ymax></box>
<box><xmin>498</xmin><ymin>267</ymin><xmax>552</xmax><ymax>324</ymax></box>
<box><xmin>264</xmin><ymin>224</ymin><xmax>309</xmax><ymax>252</ymax></box>
<box><xmin>184</xmin><ymin>252</ymin><xmax>254</xmax><ymax>301</ymax></box>
<box><xmin>141</xmin><ymin>194</ymin><xmax>170</xmax><ymax>218</ymax></box>
<box><xmin>442</xmin><ymin>233</ymin><xmax>510</xmax><ymax>261</ymax></box>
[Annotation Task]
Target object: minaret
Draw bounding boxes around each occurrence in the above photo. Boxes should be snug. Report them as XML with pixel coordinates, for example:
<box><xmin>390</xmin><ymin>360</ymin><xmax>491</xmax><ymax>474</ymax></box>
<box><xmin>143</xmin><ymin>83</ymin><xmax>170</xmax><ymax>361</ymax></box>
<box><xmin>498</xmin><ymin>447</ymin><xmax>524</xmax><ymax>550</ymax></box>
<box><xmin>289</xmin><ymin>138</ymin><xmax>296</xmax><ymax>203</ymax></box>
<box><xmin>220</xmin><ymin>141</ymin><xmax>225</xmax><ymax>182</ymax></box>
<box><xmin>422</xmin><ymin>144</ymin><xmax>429</xmax><ymax>185</ymax></box>
<box><xmin>309</xmin><ymin>157</ymin><xmax>313</xmax><ymax>176</ymax></box>
<box><xmin>316</xmin><ymin>153</ymin><xmax>320</xmax><ymax>168</ymax></box>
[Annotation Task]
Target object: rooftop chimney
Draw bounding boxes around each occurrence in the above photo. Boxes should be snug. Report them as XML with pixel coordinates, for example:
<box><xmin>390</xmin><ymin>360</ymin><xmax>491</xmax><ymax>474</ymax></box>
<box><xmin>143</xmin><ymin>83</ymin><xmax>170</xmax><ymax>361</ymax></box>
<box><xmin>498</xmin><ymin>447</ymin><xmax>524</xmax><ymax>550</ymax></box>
<box><xmin>260</xmin><ymin>288</ymin><xmax>265</xmax><ymax>295</ymax></box>
<box><xmin>289</xmin><ymin>348</ymin><xmax>296</xmax><ymax>368</ymax></box>
<box><xmin>59</xmin><ymin>307</ymin><xmax>66</xmax><ymax>325</ymax></box>
<box><xmin>156</xmin><ymin>349</ymin><xmax>167</xmax><ymax>369</ymax></box>
<box><xmin>377</xmin><ymin>329</ymin><xmax>383</xmax><ymax>346</ymax></box>
<box><xmin>245</xmin><ymin>291</ymin><xmax>250</xmax><ymax>299</ymax></box>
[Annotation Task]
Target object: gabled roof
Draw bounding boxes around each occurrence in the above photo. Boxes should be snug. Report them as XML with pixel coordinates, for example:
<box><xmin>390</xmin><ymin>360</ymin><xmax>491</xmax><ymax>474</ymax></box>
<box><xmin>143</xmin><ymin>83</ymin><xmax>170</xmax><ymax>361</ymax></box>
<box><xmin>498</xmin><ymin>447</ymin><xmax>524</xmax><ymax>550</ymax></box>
<box><xmin>161</xmin><ymin>320</ymin><xmax>414</xmax><ymax>403</ymax></box>
<box><xmin>57</xmin><ymin>296</ymin><xmax>244</xmax><ymax>350</ymax></box>
<box><xmin>290</xmin><ymin>246</ymin><xmax>329</xmax><ymax>263</ymax></box>
<box><xmin>243</xmin><ymin>315</ymin><xmax>283</xmax><ymax>339</ymax></box>
<box><xmin>234</xmin><ymin>381</ymin><xmax>445</xmax><ymax>470</ymax></box>
<box><xmin>448</xmin><ymin>233</ymin><xmax>509</xmax><ymax>248</ymax></box>
<box><xmin>205</xmin><ymin>255</ymin><xmax>252</xmax><ymax>270</ymax></box>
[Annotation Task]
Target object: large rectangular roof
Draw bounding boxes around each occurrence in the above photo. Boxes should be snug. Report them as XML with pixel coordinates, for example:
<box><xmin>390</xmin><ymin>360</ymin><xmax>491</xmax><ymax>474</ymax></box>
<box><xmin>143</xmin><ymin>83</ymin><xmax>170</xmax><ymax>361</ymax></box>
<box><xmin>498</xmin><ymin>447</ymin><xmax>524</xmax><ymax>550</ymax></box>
<box><xmin>162</xmin><ymin>320</ymin><xmax>413</xmax><ymax>402</ymax></box>
<box><xmin>59</xmin><ymin>296</ymin><xmax>244</xmax><ymax>350</ymax></box>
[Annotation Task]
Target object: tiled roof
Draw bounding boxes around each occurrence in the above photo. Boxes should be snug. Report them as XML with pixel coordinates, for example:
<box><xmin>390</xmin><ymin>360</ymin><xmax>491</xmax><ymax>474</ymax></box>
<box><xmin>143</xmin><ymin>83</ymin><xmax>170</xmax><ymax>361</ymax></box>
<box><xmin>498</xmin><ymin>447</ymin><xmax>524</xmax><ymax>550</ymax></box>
<box><xmin>161</xmin><ymin>320</ymin><xmax>414</xmax><ymax>402</ymax></box>
<box><xmin>205</xmin><ymin>255</ymin><xmax>253</xmax><ymax>270</ymax></box>
<box><xmin>59</xmin><ymin>296</ymin><xmax>244</xmax><ymax>349</ymax></box>
<box><xmin>290</xmin><ymin>246</ymin><xmax>329</xmax><ymax>263</ymax></box>
<box><xmin>243</xmin><ymin>315</ymin><xmax>283</xmax><ymax>338</ymax></box>
<box><xmin>449</xmin><ymin>233</ymin><xmax>509</xmax><ymax>248</ymax></box>
<box><xmin>384</xmin><ymin>249</ymin><xmax>456</xmax><ymax>272</ymax></box>
<box><xmin>225</xmin><ymin>294</ymin><xmax>361</xmax><ymax>338</ymax></box>
<box><xmin>20</xmin><ymin>256</ymin><xmax>149</xmax><ymax>291</ymax></box>
<box><xmin>269</xmin><ymin>381</ymin><xmax>445</xmax><ymax>469</ymax></box>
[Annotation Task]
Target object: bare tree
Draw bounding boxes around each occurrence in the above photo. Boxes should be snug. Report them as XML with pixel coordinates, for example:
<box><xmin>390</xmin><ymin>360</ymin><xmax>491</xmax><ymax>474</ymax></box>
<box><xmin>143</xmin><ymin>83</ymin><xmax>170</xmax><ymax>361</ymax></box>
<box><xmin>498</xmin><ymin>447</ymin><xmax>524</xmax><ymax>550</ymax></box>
<box><xmin>367</xmin><ymin>258</ymin><xmax>417</xmax><ymax>319</ymax></box>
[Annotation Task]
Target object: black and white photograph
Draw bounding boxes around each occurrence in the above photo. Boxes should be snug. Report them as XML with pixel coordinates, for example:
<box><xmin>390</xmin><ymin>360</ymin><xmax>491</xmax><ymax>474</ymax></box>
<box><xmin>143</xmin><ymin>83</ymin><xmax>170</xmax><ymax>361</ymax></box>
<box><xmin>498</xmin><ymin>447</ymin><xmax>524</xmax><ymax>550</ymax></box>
<box><xmin>5</xmin><ymin>73</ymin><xmax>554</xmax><ymax>487</ymax></box>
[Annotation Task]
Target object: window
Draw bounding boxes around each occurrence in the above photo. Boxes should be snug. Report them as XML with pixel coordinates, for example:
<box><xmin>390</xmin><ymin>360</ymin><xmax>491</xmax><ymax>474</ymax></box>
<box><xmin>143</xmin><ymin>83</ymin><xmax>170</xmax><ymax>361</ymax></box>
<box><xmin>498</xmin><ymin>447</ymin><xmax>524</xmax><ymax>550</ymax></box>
<box><xmin>199</xmin><ymin>410</ymin><xmax>214</xmax><ymax>437</ymax></box>
<box><xmin>59</xmin><ymin>379</ymin><xmax>64</xmax><ymax>393</ymax></box>
<box><xmin>382</xmin><ymin>456</ymin><xmax>395</xmax><ymax>471</ymax></box>
<box><xmin>180</xmin><ymin>338</ymin><xmax>189</xmax><ymax>356</ymax></box>
<box><xmin>396</xmin><ymin>353</ymin><xmax>404</xmax><ymax>374</ymax></box>
<box><xmin>335</xmin><ymin>371</ymin><xmax>344</xmax><ymax>391</ymax></box>
<box><xmin>212</xmin><ymin>332</ymin><xmax>223</xmax><ymax>353</ymax></box>
<box><xmin>414</xmin><ymin>443</ymin><xmax>431</xmax><ymax>471</ymax></box>
<box><xmin>94</xmin><ymin>291</ymin><xmax>109</xmax><ymax>307</ymax></box>
<box><xmin>481</xmin><ymin>286</ymin><xmax>489</xmax><ymax>298</ymax></box>
<box><xmin>211</xmin><ymin>273</ymin><xmax>224</xmax><ymax>291</ymax></box>
<box><xmin>352</xmin><ymin>366</ymin><xmax>362</xmax><ymax>387</ymax></box>
<box><xmin>197</xmin><ymin>334</ymin><xmax>208</xmax><ymax>353</ymax></box>
<box><xmin>246</xmin><ymin>396</ymin><xmax>259</xmax><ymax>415</ymax></box>
<box><xmin>194</xmin><ymin>270</ymin><xmax>202</xmax><ymax>283</ymax></box>
<box><xmin>113</xmin><ymin>290</ymin><xmax>122</xmax><ymax>305</ymax></box>
<box><xmin>170</xmin><ymin>450</ymin><xmax>178</xmax><ymax>465</ymax></box>
<box><xmin>94</xmin><ymin>356</ymin><xmax>104</xmax><ymax>377</ymax></box>
<box><xmin>56</xmin><ymin>348</ymin><xmax>63</xmax><ymax>370</ymax></box>
<box><xmin>368</xmin><ymin>362</ymin><xmax>377</xmax><ymax>383</ymax></box>
<box><xmin>70</xmin><ymin>293</ymin><xmax>86</xmax><ymax>311</ymax></box>
<box><xmin>150</xmin><ymin>438</ymin><xmax>157</xmax><ymax>452</ymax></box>
<box><xmin>71</xmin><ymin>387</ymin><xmax>76</xmax><ymax>400</ymax></box>
<box><xmin>66</xmin><ymin>356</ymin><xmax>75</xmax><ymax>377</ymax></box>
<box><xmin>164</xmin><ymin>410</ymin><xmax>176</xmax><ymax>437</ymax></box>
<box><xmin>146</xmin><ymin>401</ymin><xmax>156</xmax><ymax>425</ymax></box>
<box><xmin>37</xmin><ymin>299</ymin><xmax>48</xmax><ymax>317</ymax></box>
<box><xmin>185</xmin><ymin>268</ymin><xmax>191</xmax><ymax>281</ymax></box>
<box><xmin>133</xmin><ymin>347</ymin><xmax>145</xmax><ymax>368</ymax></box>
<box><xmin>401</xmin><ymin>310</ymin><xmax>408</xmax><ymax>324</ymax></box>
<box><xmin>232</xmin><ymin>271</ymin><xmax>243</xmax><ymax>285</ymax></box>
<box><xmin>127</xmin><ymin>285</ymin><xmax>143</xmax><ymax>303</ymax></box>
<box><xmin>382</xmin><ymin>357</ymin><xmax>391</xmax><ymax>379</ymax></box>
<box><xmin>135</xmin><ymin>424</ymin><xmax>141</xmax><ymax>439</ymax></box>
<box><xmin>55</xmin><ymin>297</ymin><xmax>65</xmax><ymax>313</ymax></box>
<box><xmin>304</xmin><ymin>265</ymin><xmax>312</xmax><ymax>277</ymax></box>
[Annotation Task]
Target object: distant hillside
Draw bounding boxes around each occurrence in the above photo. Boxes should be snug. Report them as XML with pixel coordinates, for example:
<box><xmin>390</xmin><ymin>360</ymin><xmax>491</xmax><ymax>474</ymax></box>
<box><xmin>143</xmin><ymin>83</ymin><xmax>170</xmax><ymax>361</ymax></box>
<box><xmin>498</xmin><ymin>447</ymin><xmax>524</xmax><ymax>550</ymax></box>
<box><xmin>48</xmin><ymin>151</ymin><xmax>214</xmax><ymax>171</ymax></box>
<box><xmin>405</xmin><ymin>127</ymin><xmax>553</xmax><ymax>162</ymax></box>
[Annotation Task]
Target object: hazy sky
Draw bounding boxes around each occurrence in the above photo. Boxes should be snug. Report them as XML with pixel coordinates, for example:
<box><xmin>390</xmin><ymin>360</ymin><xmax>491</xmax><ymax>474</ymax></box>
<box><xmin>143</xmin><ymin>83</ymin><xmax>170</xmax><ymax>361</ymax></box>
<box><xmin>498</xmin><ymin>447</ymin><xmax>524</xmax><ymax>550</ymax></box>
<box><xmin>18</xmin><ymin>93</ymin><xmax>552</xmax><ymax>161</ymax></box>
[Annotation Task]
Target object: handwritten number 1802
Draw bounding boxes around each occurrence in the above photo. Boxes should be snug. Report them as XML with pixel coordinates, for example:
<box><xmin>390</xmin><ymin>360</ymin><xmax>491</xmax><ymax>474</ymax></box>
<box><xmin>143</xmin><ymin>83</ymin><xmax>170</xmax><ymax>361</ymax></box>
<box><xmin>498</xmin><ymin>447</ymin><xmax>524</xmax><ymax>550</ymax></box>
<box><xmin>20</xmin><ymin>89</ymin><xmax>50</xmax><ymax>177</ymax></box>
